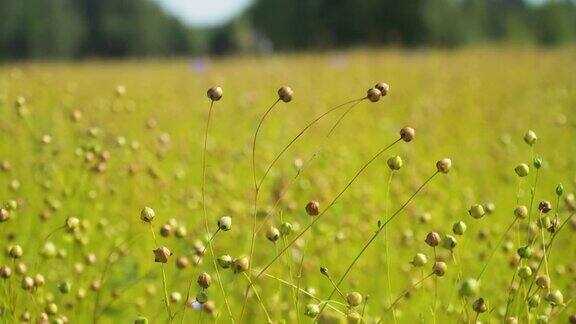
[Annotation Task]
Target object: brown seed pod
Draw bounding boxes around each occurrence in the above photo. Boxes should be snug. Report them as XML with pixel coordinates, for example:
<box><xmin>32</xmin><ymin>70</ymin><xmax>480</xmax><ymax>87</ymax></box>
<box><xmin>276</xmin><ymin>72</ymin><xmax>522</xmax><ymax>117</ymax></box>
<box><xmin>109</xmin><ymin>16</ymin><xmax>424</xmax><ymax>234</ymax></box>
<box><xmin>472</xmin><ymin>298</ymin><xmax>487</xmax><ymax>313</ymax></box>
<box><xmin>538</xmin><ymin>200</ymin><xmax>552</xmax><ymax>214</ymax></box>
<box><xmin>366</xmin><ymin>88</ymin><xmax>382</xmax><ymax>103</ymax></box>
<box><xmin>433</xmin><ymin>261</ymin><xmax>447</xmax><ymax>277</ymax></box>
<box><xmin>400</xmin><ymin>127</ymin><xmax>415</xmax><ymax>142</ymax></box>
<box><xmin>425</xmin><ymin>232</ymin><xmax>441</xmax><ymax>247</ymax></box>
<box><xmin>197</xmin><ymin>272</ymin><xmax>212</xmax><ymax>289</ymax></box>
<box><xmin>207</xmin><ymin>87</ymin><xmax>223</xmax><ymax>101</ymax></box>
<box><xmin>153</xmin><ymin>246</ymin><xmax>172</xmax><ymax>263</ymax></box>
<box><xmin>176</xmin><ymin>256</ymin><xmax>189</xmax><ymax>269</ymax></box>
<box><xmin>305</xmin><ymin>201</ymin><xmax>320</xmax><ymax>216</ymax></box>
<box><xmin>278</xmin><ymin>86</ymin><xmax>294</xmax><ymax>103</ymax></box>
<box><xmin>374</xmin><ymin>82</ymin><xmax>390</xmax><ymax>96</ymax></box>
<box><xmin>0</xmin><ymin>266</ymin><xmax>11</xmax><ymax>278</ymax></box>
<box><xmin>436</xmin><ymin>158</ymin><xmax>452</xmax><ymax>174</ymax></box>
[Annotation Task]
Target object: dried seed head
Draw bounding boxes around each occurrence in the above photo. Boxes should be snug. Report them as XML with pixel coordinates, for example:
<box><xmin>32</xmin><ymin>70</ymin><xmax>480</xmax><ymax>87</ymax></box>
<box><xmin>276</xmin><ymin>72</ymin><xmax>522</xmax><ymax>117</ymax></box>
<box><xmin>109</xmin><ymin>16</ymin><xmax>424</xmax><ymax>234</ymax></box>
<box><xmin>535</xmin><ymin>274</ymin><xmax>550</xmax><ymax>289</ymax></box>
<box><xmin>207</xmin><ymin>86</ymin><xmax>223</xmax><ymax>101</ymax></box>
<box><xmin>304</xmin><ymin>303</ymin><xmax>320</xmax><ymax>318</ymax></box>
<box><xmin>305</xmin><ymin>201</ymin><xmax>320</xmax><ymax>216</ymax></box>
<box><xmin>140</xmin><ymin>207</ymin><xmax>155</xmax><ymax>223</ymax></box>
<box><xmin>374</xmin><ymin>82</ymin><xmax>390</xmax><ymax>96</ymax></box>
<box><xmin>546</xmin><ymin>289</ymin><xmax>563</xmax><ymax>306</ymax></box>
<box><xmin>472</xmin><ymin>298</ymin><xmax>487</xmax><ymax>313</ymax></box>
<box><xmin>217</xmin><ymin>216</ymin><xmax>232</xmax><ymax>231</ymax></box>
<box><xmin>523</xmin><ymin>130</ymin><xmax>538</xmax><ymax>146</ymax></box>
<box><xmin>366</xmin><ymin>87</ymin><xmax>382</xmax><ymax>102</ymax></box>
<box><xmin>514</xmin><ymin>163</ymin><xmax>530</xmax><ymax>177</ymax></box>
<box><xmin>411</xmin><ymin>253</ymin><xmax>428</xmax><ymax>267</ymax></box>
<box><xmin>9</xmin><ymin>245</ymin><xmax>23</xmax><ymax>259</ymax></box>
<box><xmin>346</xmin><ymin>292</ymin><xmax>363</xmax><ymax>307</ymax></box>
<box><xmin>0</xmin><ymin>266</ymin><xmax>11</xmax><ymax>279</ymax></box>
<box><xmin>160</xmin><ymin>224</ymin><xmax>172</xmax><ymax>237</ymax></box>
<box><xmin>217</xmin><ymin>255</ymin><xmax>233</xmax><ymax>269</ymax></box>
<box><xmin>538</xmin><ymin>200</ymin><xmax>552</xmax><ymax>214</ymax></box>
<box><xmin>468</xmin><ymin>204</ymin><xmax>485</xmax><ymax>219</ymax></box>
<box><xmin>176</xmin><ymin>256</ymin><xmax>189</xmax><ymax>269</ymax></box>
<box><xmin>458</xmin><ymin>278</ymin><xmax>479</xmax><ymax>297</ymax></box>
<box><xmin>232</xmin><ymin>257</ymin><xmax>249</xmax><ymax>274</ymax></box>
<box><xmin>400</xmin><ymin>127</ymin><xmax>415</xmax><ymax>142</ymax></box>
<box><xmin>514</xmin><ymin>205</ymin><xmax>528</xmax><ymax>219</ymax></box>
<box><xmin>433</xmin><ymin>261</ymin><xmax>447</xmax><ymax>277</ymax></box>
<box><xmin>278</xmin><ymin>86</ymin><xmax>294</xmax><ymax>103</ymax></box>
<box><xmin>387</xmin><ymin>155</ymin><xmax>403</xmax><ymax>171</ymax></box>
<box><xmin>153</xmin><ymin>246</ymin><xmax>172</xmax><ymax>263</ymax></box>
<box><xmin>436</xmin><ymin>158</ymin><xmax>452</xmax><ymax>174</ymax></box>
<box><xmin>266</xmin><ymin>226</ymin><xmax>280</xmax><ymax>242</ymax></box>
<box><xmin>197</xmin><ymin>272</ymin><xmax>212</xmax><ymax>289</ymax></box>
<box><xmin>452</xmin><ymin>221</ymin><xmax>467</xmax><ymax>235</ymax></box>
<box><xmin>0</xmin><ymin>208</ymin><xmax>9</xmax><ymax>222</ymax></box>
<box><xmin>517</xmin><ymin>265</ymin><xmax>532</xmax><ymax>280</ymax></box>
<box><xmin>442</xmin><ymin>235</ymin><xmax>458</xmax><ymax>250</ymax></box>
<box><xmin>425</xmin><ymin>232</ymin><xmax>441</xmax><ymax>247</ymax></box>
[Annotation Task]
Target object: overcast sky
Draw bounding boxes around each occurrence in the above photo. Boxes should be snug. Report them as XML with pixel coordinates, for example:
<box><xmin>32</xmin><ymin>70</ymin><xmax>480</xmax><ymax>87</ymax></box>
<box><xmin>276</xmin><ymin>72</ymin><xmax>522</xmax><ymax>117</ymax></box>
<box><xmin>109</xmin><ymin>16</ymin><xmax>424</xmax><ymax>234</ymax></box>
<box><xmin>154</xmin><ymin>0</ymin><xmax>253</xmax><ymax>27</ymax></box>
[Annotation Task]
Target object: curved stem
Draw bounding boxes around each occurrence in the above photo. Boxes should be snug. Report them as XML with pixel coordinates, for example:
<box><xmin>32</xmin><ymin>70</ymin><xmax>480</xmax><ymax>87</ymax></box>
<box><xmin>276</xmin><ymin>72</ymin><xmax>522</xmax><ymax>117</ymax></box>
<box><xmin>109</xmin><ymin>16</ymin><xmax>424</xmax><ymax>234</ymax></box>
<box><xmin>316</xmin><ymin>171</ymin><xmax>439</xmax><ymax>319</ymax></box>
<box><xmin>476</xmin><ymin>217</ymin><xmax>519</xmax><ymax>280</ymax></box>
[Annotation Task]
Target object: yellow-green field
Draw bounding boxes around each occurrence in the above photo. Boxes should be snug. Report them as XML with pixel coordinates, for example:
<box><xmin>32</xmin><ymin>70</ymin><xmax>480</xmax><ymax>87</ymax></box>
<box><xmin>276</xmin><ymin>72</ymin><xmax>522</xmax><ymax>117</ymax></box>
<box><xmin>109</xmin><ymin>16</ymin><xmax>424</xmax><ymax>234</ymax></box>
<box><xmin>1</xmin><ymin>47</ymin><xmax>575</xmax><ymax>323</ymax></box>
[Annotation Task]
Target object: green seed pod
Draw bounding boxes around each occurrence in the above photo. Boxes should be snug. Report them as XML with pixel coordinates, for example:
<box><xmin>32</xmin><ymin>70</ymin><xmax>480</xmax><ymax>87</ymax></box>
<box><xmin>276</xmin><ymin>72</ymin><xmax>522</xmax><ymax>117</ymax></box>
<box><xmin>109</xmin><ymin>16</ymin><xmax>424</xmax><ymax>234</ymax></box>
<box><xmin>153</xmin><ymin>246</ymin><xmax>172</xmax><ymax>263</ymax></box>
<box><xmin>452</xmin><ymin>221</ymin><xmax>467</xmax><ymax>235</ymax></box>
<box><xmin>433</xmin><ymin>261</ymin><xmax>447</xmax><ymax>277</ymax></box>
<box><xmin>232</xmin><ymin>257</ymin><xmax>249</xmax><ymax>274</ymax></box>
<box><xmin>506</xmin><ymin>317</ymin><xmax>518</xmax><ymax>324</ymax></box>
<box><xmin>556</xmin><ymin>183</ymin><xmax>564</xmax><ymax>196</ymax></box>
<box><xmin>207</xmin><ymin>86</ymin><xmax>223</xmax><ymax>101</ymax></box>
<box><xmin>411</xmin><ymin>253</ymin><xmax>428</xmax><ymax>267</ymax></box>
<box><xmin>545</xmin><ymin>290</ymin><xmax>563</xmax><ymax>306</ymax></box>
<box><xmin>266</xmin><ymin>226</ymin><xmax>280</xmax><ymax>242</ymax></box>
<box><xmin>400</xmin><ymin>127</ymin><xmax>415</xmax><ymax>142</ymax></box>
<box><xmin>535</xmin><ymin>274</ymin><xmax>550</xmax><ymax>289</ymax></box>
<box><xmin>217</xmin><ymin>255</ymin><xmax>233</xmax><ymax>269</ymax></box>
<box><xmin>217</xmin><ymin>216</ymin><xmax>232</xmax><ymax>231</ymax></box>
<box><xmin>472</xmin><ymin>298</ymin><xmax>487</xmax><ymax>313</ymax></box>
<box><xmin>517</xmin><ymin>246</ymin><xmax>533</xmax><ymax>259</ymax></box>
<box><xmin>305</xmin><ymin>201</ymin><xmax>320</xmax><ymax>216</ymax></box>
<box><xmin>320</xmin><ymin>267</ymin><xmax>329</xmax><ymax>276</ymax></box>
<box><xmin>523</xmin><ymin>130</ymin><xmax>538</xmax><ymax>146</ymax></box>
<box><xmin>458</xmin><ymin>278</ymin><xmax>479</xmax><ymax>297</ymax></box>
<box><xmin>436</xmin><ymin>158</ymin><xmax>452</xmax><ymax>174</ymax></box>
<box><xmin>196</xmin><ymin>290</ymin><xmax>209</xmax><ymax>304</ymax></box>
<box><xmin>469</xmin><ymin>204</ymin><xmax>485</xmax><ymax>219</ymax></box>
<box><xmin>366</xmin><ymin>87</ymin><xmax>382</xmax><ymax>102</ymax></box>
<box><xmin>533</xmin><ymin>156</ymin><xmax>542</xmax><ymax>169</ymax></box>
<box><xmin>536</xmin><ymin>315</ymin><xmax>549</xmax><ymax>324</ymax></box>
<box><xmin>442</xmin><ymin>235</ymin><xmax>458</xmax><ymax>250</ymax></box>
<box><xmin>528</xmin><ymin>294</ymin><xmax>541</xmax><ymax>308</ymax></box>
<box><xmin>140</xmin><ymin>207</ymin><xmax>155</xmax><ymax>223</ymax></box>
<box><xmin>346</xmin><ymin>292</ymin><xmax>363</xmax><ymax>307</ymax></box>
<box><xmin>387</xmin><ymin>155</ymin><xmax>403</xmax><ymax>171</ymax></box>
<box><xmin>21</xmin><ymin>276</ymin><xmax>34</xmax><ymax>290</ymax></box>
<box><xmin>279</xmin><ymin>222</ymin><xmax>293</xmax><ymax>236</ymax></box>
<box><xmin>484</xmin><ymin>202</ymin><xmax>496</xmax><ymax>214</ymax></box>
<box><xmin>425</xmin><ymin>232</ymin><xmax>441</xmax><ymax>247</ymax></box>
<box><xmin>514</xmin><ymin>205</ymin><xmax>528</xmax><ymax>219</ymax></box>
<box><xmin>134</xmin><ymin>316</ymin><xmax>149</xmax><ymax>324</ymax></box>
<box><xmin>45</xmin><ymin>303</ymin><xmax>58</xmax><ymax>315</ymax></box>
<box><xmin>59</xmin><ymin>281</ymin><xmax>71</xmax><ymax>294</ymax></box>
<box><xmin>514</xmin><ymin>164</ymin><xmax>530</xmax><ymax>177</ymax></box>
<box><xmin>197</xmin><ymin>272</ymin><xmax>212</xmax><ymax>289</ymax></box>
<box><xmin>278</xmin><ymin>86</ymin><xmax>294</xmax><ymax>103</ymax></box>
<box><xmin>304</xmin><ymin>303</ymin><xmax>320</xmax><ymax>318</ymax></box>
<box><xmin>518</xmin><ymin>266</ymin><xmax>533</xmax><ymax>280</ymax></box>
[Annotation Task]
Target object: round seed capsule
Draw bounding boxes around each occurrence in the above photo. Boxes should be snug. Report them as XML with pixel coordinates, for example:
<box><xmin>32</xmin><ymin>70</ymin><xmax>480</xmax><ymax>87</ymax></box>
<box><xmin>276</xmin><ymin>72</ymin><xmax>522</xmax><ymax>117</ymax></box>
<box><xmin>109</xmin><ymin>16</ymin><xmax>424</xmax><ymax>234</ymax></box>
<box><xmin>412</xmin><ymin>253</ymin><xmax>428</xmax><ymax>267</ymax></box>
<box><xmin>514</xmin><ymin>205</ymin><xmax>528</xmax><ymax>219</ymax></box>
<box><xmin>346</xmin><ymin>292</ymin><xmax>363</xmax><ymax>307</ymax></box>
<box><xmin>458</xmin><ymin>278</ymin><xmax>479</xmax><ymax>297</ymax></box>
<box><xmin>436</xmin><ymin>158</ymin><xmax>452</xmax><ymax>174</ymax></box>
<box><xmin>304</xmin><ymin>303</ymin><xmax>320</xmax><ymax>318</ymax></box>
<box><xmin>140</xmin><ymin>207</ymin><xmax>155</xmax><ymax>223</ymax></box>
<box><xmin>433</xmin><ymin>261</ymin><xmax>447</xmax><ymax>277</ymax></box>
<box><xmin>514</xmin><ymin>164</ymin><xmax>530</xmax><ymax>177</ymax></box>
<box><xmin>374</xmin><ymin>82</ymin><xmax>390</xmax><ymax>96</ymax></box>
<box><xmin>400</xmin><ymin>127</ymin><xmax>415</xmax><ymax>142</ymax></box>
<box><xmin>217</xmin><ymin>255</ymin><xmax>233</xmax><ymax>269</ymax></box>
<box><xmin>266</xmin><ymin>226</ymin><xmax>280</xmax><ymax>242</ymax></box>
<box><xmin>232</xmin><ymin>257</ymin><xmax>249</xmax><ymax>274</ymax></box>
<box><xmin>217</xmin><ymin>216</ymin><xmax>232</xmax><ymax>231</ymax></box>
<box><xmin>452</xmin><ymin>221</ymin><xmax>467</xmax><ymax>235</ymax></box>
<box><xmin>278</xmin><ymin>86</ymin><xmax>294</xmax><ymax>103</ymax></box>
<box><xmin>207</xmin><ymin>87</ymin><xmax>223</xmax><ymax>101</ymax></box>
<box><xmin>305</xmin><ymin>201</ymin><xmax>320</xmax><ymax>216</ymax></box>
<box><xmin>523</xmin><ymin>130</ymin><xmax>537</xmax><ymax>146</ymax></box>
<box><xmin>153</xmin><ymin>246</ymin><xmax>172</xmax><ymax>263</ymax></box>
<box><xmin>387</xmin><ymin>155</ymin><xmax>403</xmax><ymax>171</ymax></box>
<box><xmin>198</xmin><ymin>272</ymin><xmax>212</xmax><ymax>289</ymax></box>
<box><xmin>366</xmin><ymin>88</ymin><xmax>382</xmax><ymax>102</ymax></box>
<box><xmin>472</xmin><ymin>298</ymin><xmax>487</xmax><ymax>313</ymax></box>
<box><xmin>425</xmin><ymin>232</ymin><xmax>441</xmax><ymax>247</ymax></box>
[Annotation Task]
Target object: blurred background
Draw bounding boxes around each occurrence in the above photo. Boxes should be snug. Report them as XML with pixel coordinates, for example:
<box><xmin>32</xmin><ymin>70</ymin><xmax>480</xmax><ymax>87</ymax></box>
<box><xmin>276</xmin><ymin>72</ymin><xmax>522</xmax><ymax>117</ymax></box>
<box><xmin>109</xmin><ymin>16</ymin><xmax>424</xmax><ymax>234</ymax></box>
<box><xmin>0</xmin><ymin>0</ymin><xmax>575</xmax><ymax>61</ymax></box>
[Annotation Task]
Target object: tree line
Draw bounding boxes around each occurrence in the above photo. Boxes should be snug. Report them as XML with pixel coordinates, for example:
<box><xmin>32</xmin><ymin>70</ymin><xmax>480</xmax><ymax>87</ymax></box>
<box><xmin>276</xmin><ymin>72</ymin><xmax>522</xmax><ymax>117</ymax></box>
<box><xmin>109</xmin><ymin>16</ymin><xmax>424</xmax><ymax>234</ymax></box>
<box><xmin>0</xmin><ymin>0</ymin><xmax>575</xmax><ymax>60</ymax></box>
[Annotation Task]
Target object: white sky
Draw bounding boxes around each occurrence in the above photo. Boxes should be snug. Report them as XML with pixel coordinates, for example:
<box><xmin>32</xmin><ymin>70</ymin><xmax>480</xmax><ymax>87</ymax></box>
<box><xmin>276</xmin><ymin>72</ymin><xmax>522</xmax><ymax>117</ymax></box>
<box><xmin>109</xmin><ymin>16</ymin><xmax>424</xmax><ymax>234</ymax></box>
<box><xmin>154</xmin><ymin>0</ymin><xmax>253</xmax><ymax>27</ymax></box>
